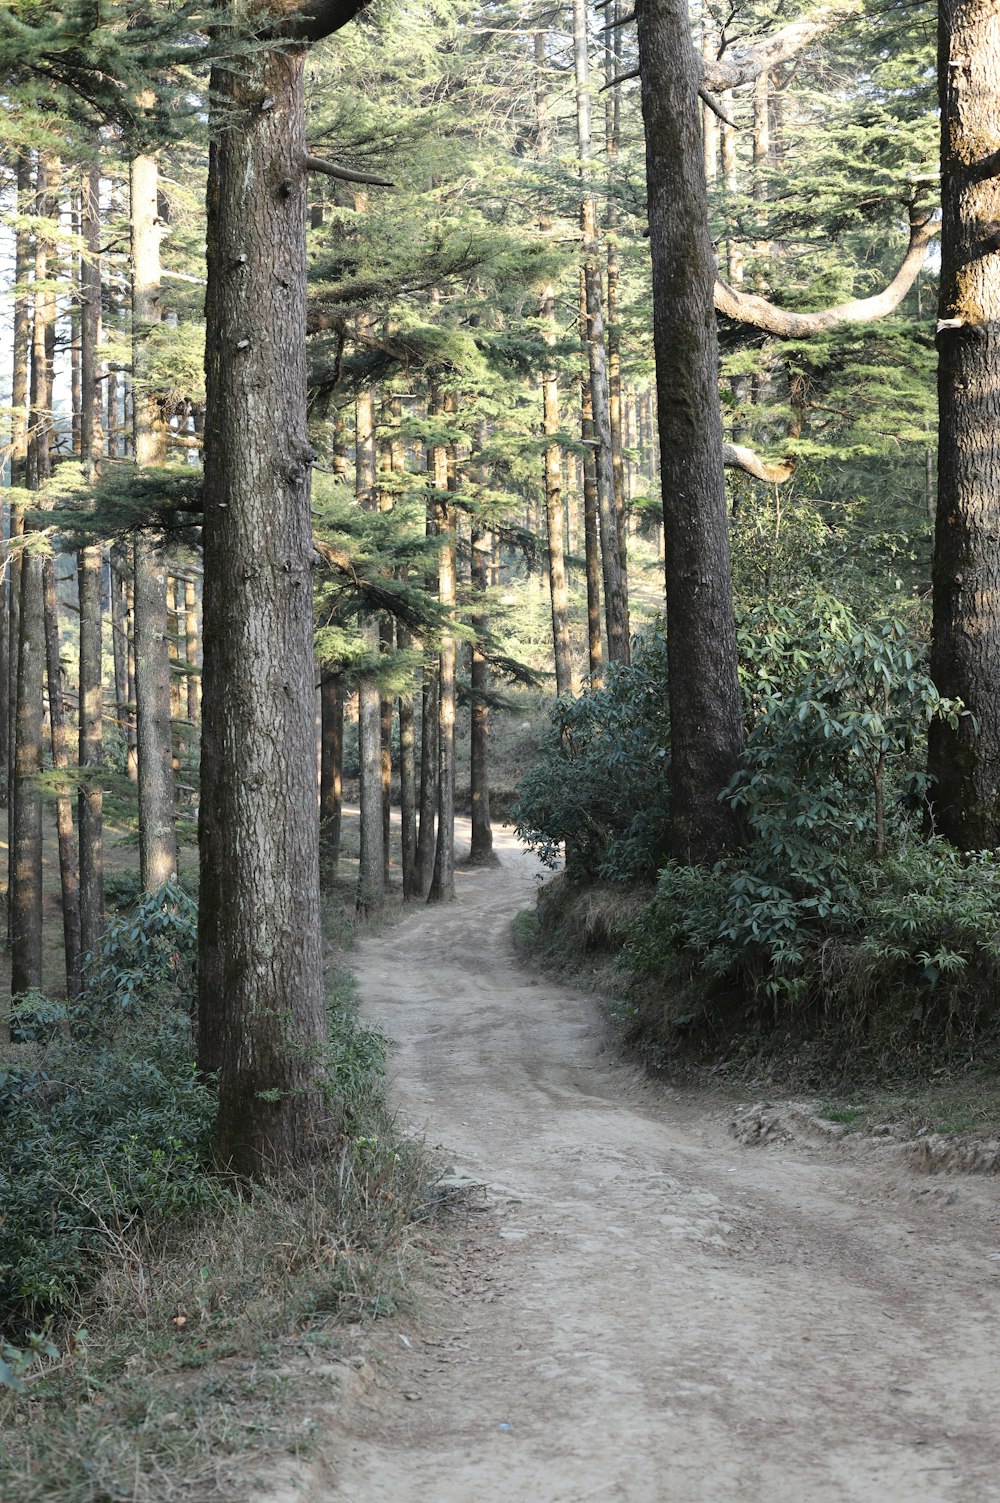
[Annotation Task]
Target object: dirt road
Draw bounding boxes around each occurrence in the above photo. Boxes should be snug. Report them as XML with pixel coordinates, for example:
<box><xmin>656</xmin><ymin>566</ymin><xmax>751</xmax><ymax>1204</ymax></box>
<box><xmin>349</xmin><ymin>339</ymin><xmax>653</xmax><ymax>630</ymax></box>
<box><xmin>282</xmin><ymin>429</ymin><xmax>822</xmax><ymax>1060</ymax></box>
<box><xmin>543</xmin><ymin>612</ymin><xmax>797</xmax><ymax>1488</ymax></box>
<box><xmin>308</xmin><ymin>826</ymin><xmax>1000</xmax><ymax>1502</ymax></box>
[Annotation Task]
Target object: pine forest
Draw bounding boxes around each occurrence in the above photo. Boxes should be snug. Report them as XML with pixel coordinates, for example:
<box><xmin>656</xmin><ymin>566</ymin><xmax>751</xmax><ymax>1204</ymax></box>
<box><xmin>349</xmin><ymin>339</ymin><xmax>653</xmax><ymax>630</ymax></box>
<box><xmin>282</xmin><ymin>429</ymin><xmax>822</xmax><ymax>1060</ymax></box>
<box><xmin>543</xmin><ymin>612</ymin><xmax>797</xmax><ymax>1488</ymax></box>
<box><xmin>2</xmin><ymin>0</ymin><xmax>1000</xmax><ymax>1495</ymax></box>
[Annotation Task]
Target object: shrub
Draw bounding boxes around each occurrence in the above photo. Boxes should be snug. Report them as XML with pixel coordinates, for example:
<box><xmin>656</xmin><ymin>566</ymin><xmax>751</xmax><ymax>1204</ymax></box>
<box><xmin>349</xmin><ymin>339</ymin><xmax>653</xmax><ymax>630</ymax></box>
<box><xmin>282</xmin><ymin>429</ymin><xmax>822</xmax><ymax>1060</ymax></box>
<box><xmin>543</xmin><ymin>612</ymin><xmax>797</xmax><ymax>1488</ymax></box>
<box><xmin>513</xmin><ymin>630</ymin><xmax>670</xmax><ymax>883</ymax></box>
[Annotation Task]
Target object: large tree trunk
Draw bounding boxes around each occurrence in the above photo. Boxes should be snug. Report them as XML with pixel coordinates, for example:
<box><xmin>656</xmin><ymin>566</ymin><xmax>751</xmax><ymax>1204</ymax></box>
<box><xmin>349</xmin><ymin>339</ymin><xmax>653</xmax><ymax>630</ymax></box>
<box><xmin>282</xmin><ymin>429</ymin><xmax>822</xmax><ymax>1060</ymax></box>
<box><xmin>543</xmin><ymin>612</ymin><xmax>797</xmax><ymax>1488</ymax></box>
<box><xmin>415</xmin><ymin>663</ymin><xmax>438</xmax><ymax>896</ymax></box>
<box><xmin>572</xmin><ymin>0</ymin><xmax>628</xmax><ymax>666</ymax></box>
<box><xmin>200</xmin><ymin>44</ymin><xmax>329</xmax><ymax>1174</ymax></box>
<box><xmin>927</xmin><ymin>0</ymin><xmax>1000</xmax><ymax>847</ymax></box>
<box><xmin>131</xmin><ymin>148</ymin><xmax>177</xmax><ymax>891</ymax></box>
<box><xmin>43</xmin><ymin>559</ymin><xmax>82</xmax><ymax>999</ymax></box>
<box><xmin>78</xmin><ymin>160</ymin><xmax>105</xmax><ymax>959</ymax></box>
<box><xmin>636</xmin><ymin>0</ymin><xmax>744</xmax><ymax>863</ymax></box>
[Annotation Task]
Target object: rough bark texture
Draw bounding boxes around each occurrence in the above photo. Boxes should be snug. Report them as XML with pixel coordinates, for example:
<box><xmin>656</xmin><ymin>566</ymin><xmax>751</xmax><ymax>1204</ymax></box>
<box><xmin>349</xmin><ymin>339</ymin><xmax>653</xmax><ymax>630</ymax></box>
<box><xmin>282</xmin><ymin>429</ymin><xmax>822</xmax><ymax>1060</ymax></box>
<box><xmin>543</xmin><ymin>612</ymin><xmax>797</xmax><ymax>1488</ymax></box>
<box><xmin>200</xmin><ymin>45</ymin><xmax>329</xmax><ymax>1174</ymax></box>
<box><xmin>319</xmin><ymin>671</ymin><xmax>344</xmax><ymax>887</ymax></box>
<box><xmin>78</xmin><ymin>161</ymin><xmax>105</xmax><ymax>959</ymax></box>
<box><xmin>416</xmin><ymin>665</ymin><xmax>438</xmax><ymax>897</ymax></box>
<box><xmin>132</xmin><ymin>149</ymin><xmax>177</xmax><ymax>891</ymax></box>
<box><xmin>4</xmin><ymin>154</ymin><xmax>32</xmax><ymax>811</ymax></box>
<box><xmin>928</xmin><ymin>0</ymin><xmax>1000</xmax><ymax>847</ymax></box>
<box><xmin>637</xmin><ymin>0</ymin><xmax>744</xmax><ymax>862</ymax></box>
<box><xmin>580</xmin><ymin>369</ymin><xmax>604</xmax><ymax>686</ymax></box>
<box><xmin>43</xmin><ymin>558</ymin><xmax>82</xmax><ymax>999</ymax></box>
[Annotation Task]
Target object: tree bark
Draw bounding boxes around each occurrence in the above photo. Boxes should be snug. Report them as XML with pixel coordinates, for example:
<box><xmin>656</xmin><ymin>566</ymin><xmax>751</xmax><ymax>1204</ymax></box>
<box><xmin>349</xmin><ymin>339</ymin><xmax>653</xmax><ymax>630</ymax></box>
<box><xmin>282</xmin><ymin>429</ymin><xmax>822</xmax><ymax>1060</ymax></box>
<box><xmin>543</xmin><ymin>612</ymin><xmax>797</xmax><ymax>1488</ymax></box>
<box><xmin>131</xmin><ymin>147</ymin><xmax>177</xmax><ymax>891</ymax></box>
<box><xmin>397</xmin><ymin>621</ymin><xmax>418</xmax><ymax>899</ymax></box>
<box><xmin>581</xmin><ymin>364</ymin><xmax>604</xmax><ymax>686</ymax></box>
<box><xmin>319</xmin><ymin>669</ymin><xmax>344</xmax><ymax>886</ymax></box>
<box><xmin>78</xmin><ymin>160</ymin><xmax>105</xmax><ymax>959</ymax></box>
<box><xmin>469</xmin><ymin>522</ymin><xmax>495</xmax><ymax>865</ymax></box>
<box><xmin>43</xmin><ymin>558</ymin><xmax>82</xmax><ymax>999</ymax></box>
<box><xmin>429</xmin><ymin>396</ymin><xmax>457</xmax><ymax>903</ymax></box>
<box><xmin>573</xmin><ymin>0</ymin><xmax>629</xmax><ymax>665</ymax></box>
<box><xmin>355</xmin><ymin>377</ymin><xmax>385</xmax><ymax>916</ymax></box>
<box><xmin>416</xmin><ymin>663</ymin><xmax>438</xmax><ymax>897</ymax></box>
<box><xmin>200</xmin><ymin>43</ymin><xmax>329</xmax><ymax>1174</ymax></box>
<box><xmin>928</xmin><ymin>0</ymin><xmax>1000</xmax><ymax>847</ymax></box>
<box><xmin>11</xmin><ymin>551</ymin><xmax>44</xmax><ymax>998</ymax></box>
<box><xmin>637</xmin><ymin>0</ymin><xmax>745</xmax><ymax>862</ymax></box>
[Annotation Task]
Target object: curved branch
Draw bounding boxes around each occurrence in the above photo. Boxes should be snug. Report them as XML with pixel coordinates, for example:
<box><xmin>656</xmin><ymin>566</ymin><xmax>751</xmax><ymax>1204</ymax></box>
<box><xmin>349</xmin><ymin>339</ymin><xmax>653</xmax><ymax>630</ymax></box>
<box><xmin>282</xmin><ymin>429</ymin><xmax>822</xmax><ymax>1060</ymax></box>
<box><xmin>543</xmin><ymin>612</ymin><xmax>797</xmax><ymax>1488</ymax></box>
<box><xmin>276</xmin><ymin>0</ymin><xmax>370</xmax><ymax>44</ymax></box>
<box><xmin>702</xmin><ymin>0</ymin><xmax>860</xmax><ymax>92</ymax></box>
<box><xmin>305</xmin><ymin>154</ymin><xmax>394</xmax><ymax>188</ymax></box>
<box><xmin>714</xmin><ymin>215</ymin><xmax>937</xmax><ymax>338</ymax></box>
<box><xmin>723</xmin><ymin>442</ymin><xmax>795</xmax><ymax>484</ymax></box>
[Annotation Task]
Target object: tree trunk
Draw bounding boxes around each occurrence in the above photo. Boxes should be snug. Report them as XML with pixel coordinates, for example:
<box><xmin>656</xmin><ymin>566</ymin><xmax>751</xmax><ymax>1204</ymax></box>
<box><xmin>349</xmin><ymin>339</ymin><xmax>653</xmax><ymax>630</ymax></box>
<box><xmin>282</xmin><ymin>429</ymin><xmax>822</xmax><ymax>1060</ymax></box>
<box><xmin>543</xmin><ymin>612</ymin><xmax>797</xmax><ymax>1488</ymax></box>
<box><xmin>606</xmin><ymin>0</ymin><xmax>629</xmax><ymax>590</ymax></box>
<box><xmin>78</xmin><ymin>160</ymin><xmax>105</xmax><ymax>959</ymax></box>
<box><xmin>131</xmin><ymin>147</ymin><xmax>177</xmax><ymax>890</ymax></box>
<box><xmin>319</xmin><ymin>670</ymin><xmax>344</xmax><ymax>886</ymax></box>
<box><xmin>573</xmin><ymin>0</ymin><xmax>629</xmax><ymax>664</ymax></box>
<box><xmin>469</xmin><ymin>523</ymin><xmax>494</xmax><ymax>864</ymax></box>
<box><xmin>43</xmin><ymin>558</ymin><xmax>82</xmax><ymax>999</ymax></box>
<box><xmin>355</xmin><ymin>378</ymin><xmax>385</xmax><ymax>916</ymax></box>
<box><xmin>429</xmin><ymin>398</ymin><xmax>457</xmax><ymax>903</ymax></box>
<box><xmin>927</xmin><ymin>0</ymin><xmax>1000</xmax><ymax>848</ymax></box>
<box><xmin>11</xmin><ymin>552</ymin><xmax>44</xmax><ymax>998</ymax></box>
<box><xmin>6</xmin><ymin>153</ymin><xmax>32</xmax><ymax>825</ymax></box>
<box><xmin>184</xmin><ymin>576</ymin><xmax>201</xmax><ymax>728</ymax></box>
<box><xmin>637</xmin><ymin>0</ymin><xmax>745</xmax><ymax>862</ymax></box>
<box><xmin>200</xmin><ymin>43</ymin><xmax>329</xmax><ymax>1174</ymax></box>
<box><xmin>416</xmin><ymin>663</ymin><xmax>438</xmax><ymax>897</ymax></box>
<box><xmin>397</xmin><ymin>621</ymin><xmax>418</xmax><ymax>900</ymax></box>
<box><xmin>580</xmin><ymin>363</ymin><xmax>604</xmax><ymax>685</ymax></box>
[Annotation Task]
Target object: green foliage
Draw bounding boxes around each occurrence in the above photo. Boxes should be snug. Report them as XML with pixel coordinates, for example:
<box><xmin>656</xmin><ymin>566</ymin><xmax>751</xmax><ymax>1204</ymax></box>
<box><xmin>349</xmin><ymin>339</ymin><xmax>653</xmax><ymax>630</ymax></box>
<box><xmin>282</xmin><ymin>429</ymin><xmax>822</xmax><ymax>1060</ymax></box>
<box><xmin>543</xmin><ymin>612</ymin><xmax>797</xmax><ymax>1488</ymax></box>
<box><xmin>513</xmin><ymin>631</ymin><xmax>670</xmax><ymax>883</ymax></box>
<box><xmin>77</xmin><ymin>882</ymin><xmax>198</xmax><ymax>1036</ymax></box>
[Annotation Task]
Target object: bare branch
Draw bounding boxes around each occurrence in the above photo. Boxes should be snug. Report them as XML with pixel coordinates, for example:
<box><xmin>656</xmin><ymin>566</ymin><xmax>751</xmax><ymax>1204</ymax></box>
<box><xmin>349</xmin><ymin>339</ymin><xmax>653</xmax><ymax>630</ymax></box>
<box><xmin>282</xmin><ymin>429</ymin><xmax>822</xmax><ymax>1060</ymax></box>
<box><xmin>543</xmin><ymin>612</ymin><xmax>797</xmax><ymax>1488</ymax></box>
<box><xmin>715</xmin><ymin>214</ymin><xmax>937</xmax><ymax>338</ymax></box>
<box><xmin>277</xmin><ymin>0</ymin><xmax>370</xmax><ymax>44</ymax></box>
<box><xmin>723</xmin><ymin>442</ymin><xmax>795</xmax><ymax>484</ymax></box>
<box><xmin>698</xmin><ymin>86</ymin><xmax>738</xmax><ymax>128</ymax></box>
<box><xmin>601</xmin><ymin>66</ymin><xmax>640</xmax><ymax>90</ymax></box>
<box><xmin>601</xmin><ymin>7</ymin><xmax>636</xmax><ymax>27</ymax></box>
<box><xmin>304</xmin><ymin>154</ymin><xmax>394</xmax><ymax>188</ymax></box>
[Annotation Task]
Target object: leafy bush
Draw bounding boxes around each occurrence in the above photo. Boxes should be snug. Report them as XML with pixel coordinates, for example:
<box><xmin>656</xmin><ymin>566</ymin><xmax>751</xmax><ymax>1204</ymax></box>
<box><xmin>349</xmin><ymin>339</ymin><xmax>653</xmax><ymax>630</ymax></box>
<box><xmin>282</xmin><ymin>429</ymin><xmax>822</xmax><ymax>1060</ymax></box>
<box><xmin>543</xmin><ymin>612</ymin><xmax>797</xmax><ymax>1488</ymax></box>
<box><xmin>513</xmin><ymin>630</ymin><xmax>670</xmax><ymax>883</ymax></box>
<box><xmin>77</xmin><ymin>881</ymin><xmax>198</xmax><ymax>1036</ymax></box>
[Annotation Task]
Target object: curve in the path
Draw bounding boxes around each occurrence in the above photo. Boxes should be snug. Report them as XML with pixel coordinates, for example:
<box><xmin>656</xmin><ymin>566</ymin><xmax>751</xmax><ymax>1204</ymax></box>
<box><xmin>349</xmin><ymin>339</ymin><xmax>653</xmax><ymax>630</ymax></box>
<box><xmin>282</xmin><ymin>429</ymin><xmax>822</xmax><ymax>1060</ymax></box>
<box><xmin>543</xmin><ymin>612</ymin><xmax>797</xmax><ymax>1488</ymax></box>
<box><xmin>307</xmin><ymin>825</ymin><xmax>1000</xmax><ymax>1503</ymax></box>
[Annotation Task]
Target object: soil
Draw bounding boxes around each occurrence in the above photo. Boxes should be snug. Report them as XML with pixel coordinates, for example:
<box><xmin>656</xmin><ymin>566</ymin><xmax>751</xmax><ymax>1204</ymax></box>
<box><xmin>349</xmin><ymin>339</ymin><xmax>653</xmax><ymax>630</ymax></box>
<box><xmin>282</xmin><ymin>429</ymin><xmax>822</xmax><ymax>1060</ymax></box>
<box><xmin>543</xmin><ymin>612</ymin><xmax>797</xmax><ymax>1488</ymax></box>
<box><xmin>290</xmin><ymin>823</ymin><xmax>1000</xmax><ymax>1502</ymax></box>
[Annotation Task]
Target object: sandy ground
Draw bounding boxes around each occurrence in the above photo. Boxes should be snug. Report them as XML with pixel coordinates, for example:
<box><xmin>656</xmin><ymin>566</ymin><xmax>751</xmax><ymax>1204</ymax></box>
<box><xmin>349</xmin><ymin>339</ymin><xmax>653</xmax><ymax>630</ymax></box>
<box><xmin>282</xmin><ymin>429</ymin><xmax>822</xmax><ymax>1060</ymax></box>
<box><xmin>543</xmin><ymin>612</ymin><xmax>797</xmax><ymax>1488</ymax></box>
<box><xmin>299</xmin><ymin>823</ymin><xmax>1000</xmax><ymax>1503</ymax></box>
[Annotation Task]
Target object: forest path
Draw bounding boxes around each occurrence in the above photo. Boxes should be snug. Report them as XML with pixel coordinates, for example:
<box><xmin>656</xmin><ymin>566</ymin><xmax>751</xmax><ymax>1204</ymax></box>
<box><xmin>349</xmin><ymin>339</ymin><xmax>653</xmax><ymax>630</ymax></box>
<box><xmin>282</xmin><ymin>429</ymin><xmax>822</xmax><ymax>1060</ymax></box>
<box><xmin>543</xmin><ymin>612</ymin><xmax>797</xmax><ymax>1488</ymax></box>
<box><xmin>306</xmin><ymin>823</ymin><xmax>1000</xmax><ymax>1502</ymax></box>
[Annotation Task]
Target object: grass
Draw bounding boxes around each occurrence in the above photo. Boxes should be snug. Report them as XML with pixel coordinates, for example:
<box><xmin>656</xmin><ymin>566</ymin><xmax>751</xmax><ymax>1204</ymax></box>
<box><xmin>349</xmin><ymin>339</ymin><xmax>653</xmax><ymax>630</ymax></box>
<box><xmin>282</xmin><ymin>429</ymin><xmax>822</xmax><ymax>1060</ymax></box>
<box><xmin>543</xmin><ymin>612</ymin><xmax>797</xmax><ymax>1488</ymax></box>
<box><xmin>0</xmin><ymin>808</ymin><xmax>439</xmax><ymax>1503</ymax></box>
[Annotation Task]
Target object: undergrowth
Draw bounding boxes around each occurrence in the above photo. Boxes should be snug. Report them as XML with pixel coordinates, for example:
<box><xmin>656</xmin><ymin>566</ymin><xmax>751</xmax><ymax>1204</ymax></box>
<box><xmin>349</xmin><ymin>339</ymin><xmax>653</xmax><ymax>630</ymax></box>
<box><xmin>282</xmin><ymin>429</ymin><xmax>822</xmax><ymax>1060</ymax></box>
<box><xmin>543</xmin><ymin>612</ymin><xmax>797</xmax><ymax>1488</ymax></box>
<box><xmin>0</xmin><ymin>886</ymin><xmax>432</xmax><ymax>1503</ymax></box>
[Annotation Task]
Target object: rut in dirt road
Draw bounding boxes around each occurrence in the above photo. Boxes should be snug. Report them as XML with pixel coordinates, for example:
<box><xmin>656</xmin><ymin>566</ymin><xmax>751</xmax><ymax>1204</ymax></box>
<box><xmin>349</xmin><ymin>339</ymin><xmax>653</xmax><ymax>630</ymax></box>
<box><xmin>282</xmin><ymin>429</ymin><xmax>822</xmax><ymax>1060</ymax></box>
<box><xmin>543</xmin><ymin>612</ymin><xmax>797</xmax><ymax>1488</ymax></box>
<box><xmin>291</xmin><ymin>825</ymin><xmax>1000</xmax><ymax>1503</ymax></box>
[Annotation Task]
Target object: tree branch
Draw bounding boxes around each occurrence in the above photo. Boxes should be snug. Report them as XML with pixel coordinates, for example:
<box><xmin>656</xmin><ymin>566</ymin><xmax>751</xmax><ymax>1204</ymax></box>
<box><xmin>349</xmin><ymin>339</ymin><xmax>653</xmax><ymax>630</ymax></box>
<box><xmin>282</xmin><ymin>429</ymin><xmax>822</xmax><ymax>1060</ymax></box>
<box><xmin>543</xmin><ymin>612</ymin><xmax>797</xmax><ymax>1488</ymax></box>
<box><xmin>723</xmin><ymin>441</ymin><xmax>795</xmax><ymax>484</ymax></box>
<box><xmin>702</xmin><ymin>0</ymin><xmax>861</xmax><ymax>92</ymax></box>
<box><xmin>304</xmin><ymin>154</ymin><xmax>394</xmax><ymax>188</ymax></box>
<box><xmin>714</xmin><ymin>214</ymin><xmax>937</xmax><ymax>338</ymax></box>
<box><xmin>698</xmin><ymin>86</ymin><xmax>738</xmax><ymax>128</ymax></box>
<box><xmin>276</xmin><ymin>0</ymin><xmax>371</xmax><ymax>44</ymax></box>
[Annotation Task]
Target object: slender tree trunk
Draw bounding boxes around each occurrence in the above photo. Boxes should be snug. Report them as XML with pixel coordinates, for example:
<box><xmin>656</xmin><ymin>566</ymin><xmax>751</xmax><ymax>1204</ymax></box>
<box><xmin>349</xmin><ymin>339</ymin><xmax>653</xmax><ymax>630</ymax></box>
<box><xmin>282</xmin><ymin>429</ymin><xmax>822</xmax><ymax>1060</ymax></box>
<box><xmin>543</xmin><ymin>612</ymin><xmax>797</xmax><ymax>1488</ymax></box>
<box><xmin>131</xmin><ymin>147</ymin><xmax>176</xmax><ymax>890</ymax></box>
<box><xmin>42</xmin><ymin>559</ymin><xmax>82</xmax><ymax>998</ymax></box>
<box><xmin>355</xmin><ymin>376</ymin><xmax>385</xmax><ymax>916</ymax></box>
<box><xmin>416</xmin><ymin>664</ymin><xmax>438</xmax><ymax>896</ymax></box>
<box><xmin>429</xmin><ymin>396</ymin><xmax>457</xmax><ymax>903</ymax></box>
<box><xmin>469</xmin><ymin>522</ymin><xmax>494</xmax><ymax>864</ymax></box>
<box><xmin>12</xmin><ymin>156</ymin><xmax>53</xmax><ymax>993</ymax></box>
<box><xmin>11</xmin><ymin>552</ymin><xmax>44</xmax><ymax>997</ymax></box>
<box><xmin>753</xmin><ymin>70</ymin><xmax>771</xmax><ymax>265</ymax></box>
<box><xmin>200</xmin><ymin>43</ymin><xmax>330</xmax><ymax>1174</ymax></box>
<box><xmin>637</xmin><ymin>0</ymin><xmax>745</xmax><ymax>862</ymax></box>
<box><xmin>606</xmin><ymin>2</ymin><xmax>629</xmax><ymax>596</ymax></box>
<box><xmin>6</xmin><ymin>153</ymin><xmax>32</xmax><ymax>825</ymax></box>
<box><xmin>581</xmin><ymin>363</ymin><xmax>604</xmax><ymax>685</ymax></box>
<box><xmin>319</xmin><ymin>670</ymin><xmax>343</xmax><ymax>886</ymax></box>
<box><xmin>573</xmin><ymin>0</ymin><xmax>628</xmax><ymax>664</ymax></box>
<box><xmin>78</xmin><ymin>160</ymin><xmax>105</xmax><ymax>958</ymax></box>
<box><xmin>184</xmin><ymin>576</ymin><xmax>201</xmax><ymax>727</ymax></box>
<box><xmin>927</xmin><ymin>0</ymin><xmax>1000</xmax><ymax>847</ymax></box>
<box><xmin>397</xmin><ymin>621</ymin><xmax>418</xmax><ymax>899</ymax></box>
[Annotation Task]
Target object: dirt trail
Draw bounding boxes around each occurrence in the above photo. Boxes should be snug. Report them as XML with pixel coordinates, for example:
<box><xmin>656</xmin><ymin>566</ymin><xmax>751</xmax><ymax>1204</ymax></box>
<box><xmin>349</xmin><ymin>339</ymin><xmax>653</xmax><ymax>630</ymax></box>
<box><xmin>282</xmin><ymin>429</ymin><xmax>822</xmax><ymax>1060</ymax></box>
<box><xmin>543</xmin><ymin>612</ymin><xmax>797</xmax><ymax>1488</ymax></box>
<box><xmin>307</xmin><ymin>825</ymin><xmax>1000</xmax><ymax>1502</ymax></box>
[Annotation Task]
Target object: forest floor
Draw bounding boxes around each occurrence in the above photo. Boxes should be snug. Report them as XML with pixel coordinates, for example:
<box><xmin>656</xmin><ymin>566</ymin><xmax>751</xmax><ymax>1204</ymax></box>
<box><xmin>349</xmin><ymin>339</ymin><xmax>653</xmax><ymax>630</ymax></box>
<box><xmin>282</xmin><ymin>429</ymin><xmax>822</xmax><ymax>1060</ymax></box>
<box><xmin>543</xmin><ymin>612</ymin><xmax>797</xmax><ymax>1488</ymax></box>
<box><xmin>267</xmin><ymin>818</ymin><xmax>1000</xmax><ymax>1503</ymax></box>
